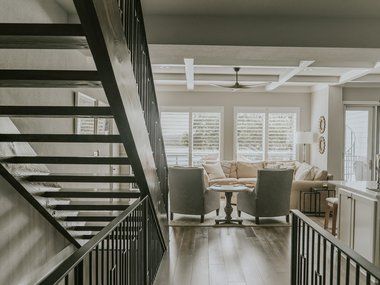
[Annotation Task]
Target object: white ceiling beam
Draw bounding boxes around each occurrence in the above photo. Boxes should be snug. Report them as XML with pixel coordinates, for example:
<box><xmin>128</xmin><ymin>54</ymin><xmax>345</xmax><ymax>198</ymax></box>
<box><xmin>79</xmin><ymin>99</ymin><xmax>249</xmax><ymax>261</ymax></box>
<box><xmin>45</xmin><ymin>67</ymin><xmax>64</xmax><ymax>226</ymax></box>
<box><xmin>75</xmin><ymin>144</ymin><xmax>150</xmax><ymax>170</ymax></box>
<box><xmin>352</xmin><ymin>74</ymin><xmax>380</xmax><ymax>83</ymax></box>
<box><xmin>155</xmin><ymin>84</ymin><xmax>311</xmax><ymax>94</ymax></box>
<box><xmin>153</xmin><ymin>73</ymin><xmax>339</xmax><ymax>84</ymax></box>
<box><xmin>184</xmin><ymin>58</ymin><xmax>194</xmax><ymax>90</ymax></box>
<box><xmin>265</xmin><ymin>60</ymin><xmax>315</xmax><ymax>91</ymax></box>
<box><xmin>338</xmin><ymin>62</ymin><xmax>380</xmax><ymax>84</ymax></box>
<box><xmin>154</xmin><ymin>73</ymin><xmax>278</xmax><ymax>82</ymax></box>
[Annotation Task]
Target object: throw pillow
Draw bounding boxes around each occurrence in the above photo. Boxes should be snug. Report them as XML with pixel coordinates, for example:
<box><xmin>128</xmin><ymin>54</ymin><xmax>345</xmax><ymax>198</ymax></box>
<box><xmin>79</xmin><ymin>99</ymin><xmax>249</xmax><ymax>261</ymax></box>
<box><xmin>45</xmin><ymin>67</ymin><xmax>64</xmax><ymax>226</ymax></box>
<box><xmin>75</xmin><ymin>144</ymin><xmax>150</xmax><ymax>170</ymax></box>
<box><xmin>314</xmin><ymin>169</ymin><xmax>328</xmax><ymax>181</ymax></box>
<box><xmin>236</xmin><ymin>161</ymin><xmax>263</xmax><ymax>178</ymax></box>
<box><xmin>202</xmin><ymin>163</ymin><xmax>226</xmax><ymax>180</ymax></box>
<box><xmin>220</xmin><ymin>160</ymin><xmax>238</xmax><ymax>178</ymax></box>
<box><xmin>294</xmin><ymin>163</ymin><xmax>314</xmax><ymax>181</ymax></box>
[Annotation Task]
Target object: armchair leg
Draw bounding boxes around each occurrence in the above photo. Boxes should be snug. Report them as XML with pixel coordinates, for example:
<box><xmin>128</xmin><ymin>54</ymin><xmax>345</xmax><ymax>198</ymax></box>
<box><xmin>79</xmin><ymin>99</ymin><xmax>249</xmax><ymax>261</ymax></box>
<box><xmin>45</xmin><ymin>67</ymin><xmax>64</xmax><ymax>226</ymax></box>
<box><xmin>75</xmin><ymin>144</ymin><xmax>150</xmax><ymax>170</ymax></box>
<box><xmin>238</xmin><ymin>210</ymin><xmax>241</xmax><ymax>217</ymax></box>
<box><xmin>286</xmin><ymin>214</ymin><xmax>290</xmax><ymax>223</ymax></box>
<box><xmin>255</xmin><ymin>217</ymin><xmax>260</xmax><ymax>225</ymax></box>
<box><xmin>170</xmin><ymin>212</ymin><xmax>174</xmax><ymax>221</ymax></box>
<box><xmin>216</xmin><ymin>209</ymin><xmax>219</xmax><ymax>216</ymax></box>
<box><xmin>200</xmin><ymin>215</ymin><xmax>205</xmax><ymax>223</ymax></box>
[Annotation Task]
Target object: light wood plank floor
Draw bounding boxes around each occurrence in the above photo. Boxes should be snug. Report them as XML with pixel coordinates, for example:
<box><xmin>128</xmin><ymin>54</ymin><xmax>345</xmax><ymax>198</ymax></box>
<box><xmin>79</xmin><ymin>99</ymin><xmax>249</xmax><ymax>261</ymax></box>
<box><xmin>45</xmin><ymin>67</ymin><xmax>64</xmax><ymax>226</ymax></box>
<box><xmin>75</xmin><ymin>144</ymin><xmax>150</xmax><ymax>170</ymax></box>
<box><xmin>154</xmin><ymin>226</ymin><xmax>291</xmax><ymax>285</ymax></box>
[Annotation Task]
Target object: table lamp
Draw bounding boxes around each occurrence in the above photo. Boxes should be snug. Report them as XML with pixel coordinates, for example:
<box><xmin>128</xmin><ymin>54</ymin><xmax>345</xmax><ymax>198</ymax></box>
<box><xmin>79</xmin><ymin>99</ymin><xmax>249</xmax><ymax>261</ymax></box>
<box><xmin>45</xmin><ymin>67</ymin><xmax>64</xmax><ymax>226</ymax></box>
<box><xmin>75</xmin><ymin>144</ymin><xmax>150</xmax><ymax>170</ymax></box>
<box><xmin>295</xmin><ymin>132</ymin><xmax>314</xmax><ymax>162</ymax></box>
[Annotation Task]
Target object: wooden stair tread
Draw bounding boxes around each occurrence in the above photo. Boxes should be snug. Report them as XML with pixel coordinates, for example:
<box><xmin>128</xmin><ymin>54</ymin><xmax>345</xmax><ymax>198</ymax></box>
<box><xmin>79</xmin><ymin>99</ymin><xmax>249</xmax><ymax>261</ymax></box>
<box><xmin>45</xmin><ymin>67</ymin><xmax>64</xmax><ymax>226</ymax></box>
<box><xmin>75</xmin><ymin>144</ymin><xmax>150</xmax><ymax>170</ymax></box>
<box><xmin>0</xmin><ymin>23</ymin><xmax>85</xmax><ymax>36</ymax></box>
<box><xmin>0</xmin><ymin>70</ymin><xmax>101</xmax><ymax>88</ymax></box>
<box><xmin>23</xmin><ymin>173</ymin><xmax>135</xmax><ymax>183</ymax></box>
<box><xmin>50</xmin><ymin>204</ymin><xmax>130</xmax><ymax>210</ymax></box>
<box><xmin>0</xmin><ymin>106</ymin><xmax>113</xmax><ymax>117</ymax></box>
<box><xmin>0</xmin><ymin>23</ymin><xmax>87</xmax><ymax>49</ymax></box>
<box><xmin>1</xmin><ymin>156</ymin><xmax>130</xmax><ymax>165</ymax></box>
<box><xmin>40</xmin><ymin>191</ymin><xmax>140</xmax><ymax>198</ymax></box>
<box><xmin>0</xmin><ymin>134</ymin><xmax>122</xmax><ymax>143</ymax></box>
<box><xmin>60</xmin><ymin>216</ymin><xmax>116</xmax><ymax>222</ymax></box>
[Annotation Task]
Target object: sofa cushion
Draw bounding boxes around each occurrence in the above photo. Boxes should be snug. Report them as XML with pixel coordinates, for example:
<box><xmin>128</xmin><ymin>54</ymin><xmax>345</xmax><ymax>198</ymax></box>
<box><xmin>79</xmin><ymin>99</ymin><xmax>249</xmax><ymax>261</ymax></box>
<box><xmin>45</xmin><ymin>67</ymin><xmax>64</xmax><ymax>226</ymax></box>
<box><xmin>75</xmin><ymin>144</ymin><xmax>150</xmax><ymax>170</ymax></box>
<box><xmin>237</xmin><ymin>178</ymin><xmax>257</xmax><ymax>186</ymax></box>
<box><xmin>314</xmin><ymin>168</ymin><xmax>328</xmax><ymax>181</ymax></box>
<box><xmin>209</xmin><ymin>178</ymin><xmax>238</xmax><ymax>185</ymax></box>
<box><xmin>220</xmin><ymin>160</ymin><xmax>237</xmax><ymax>178</ymax></box>
<box><xmin>202</xmin><ymin>163</ymin><xmax>226</xmax><ymax>180</ymax></box>
<box><xmin>236</xmin><ymin>161</ymin><xmax>263</xmax><ymax>178</ymax></box>
<box><xmin>265</xmin><ymin>160</ymin><xmax>296</xmax><ymax>170</ymax></box>
<box><xmin>294</xmin><ymin>163</ymin><xmax>314</xmax><ymax>181</ymax></box>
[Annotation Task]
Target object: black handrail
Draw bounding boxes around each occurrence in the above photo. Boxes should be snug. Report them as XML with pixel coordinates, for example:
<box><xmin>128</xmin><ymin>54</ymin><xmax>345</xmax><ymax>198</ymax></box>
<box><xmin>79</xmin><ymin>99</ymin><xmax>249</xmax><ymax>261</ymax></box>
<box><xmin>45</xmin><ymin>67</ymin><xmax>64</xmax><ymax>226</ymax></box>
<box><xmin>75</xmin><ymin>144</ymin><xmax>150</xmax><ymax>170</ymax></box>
<box><xmin>117</xmin><ymin>0</ymin><xmax>169</xmax><ymax>211</ymax></box>
<box><xmin>291</xmin><ymin>210</ymin><xmax>380</xmax><ymax>284</ymax></box>
<box><xmin>39</xmin><ymin>196</ymin><xmax>165</xmax><ymax>285</ymax></box>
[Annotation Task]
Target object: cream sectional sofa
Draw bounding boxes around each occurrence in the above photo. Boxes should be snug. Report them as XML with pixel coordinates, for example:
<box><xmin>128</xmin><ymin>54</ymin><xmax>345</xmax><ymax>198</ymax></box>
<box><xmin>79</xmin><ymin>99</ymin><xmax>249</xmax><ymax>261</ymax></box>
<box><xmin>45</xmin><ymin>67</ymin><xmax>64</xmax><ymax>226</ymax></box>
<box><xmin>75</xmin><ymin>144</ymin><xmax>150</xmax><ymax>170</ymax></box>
<box><xmin>203</xmin><ymin>160</ymin><xmax>333</xmax><ymax>210</ymax></box>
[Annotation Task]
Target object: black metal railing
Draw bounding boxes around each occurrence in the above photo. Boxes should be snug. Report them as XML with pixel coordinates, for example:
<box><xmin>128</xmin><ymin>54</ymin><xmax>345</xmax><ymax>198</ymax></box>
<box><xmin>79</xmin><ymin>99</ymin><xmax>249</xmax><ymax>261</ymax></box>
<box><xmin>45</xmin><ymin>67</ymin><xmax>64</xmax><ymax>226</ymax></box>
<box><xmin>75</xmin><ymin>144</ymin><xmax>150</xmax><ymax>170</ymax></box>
<box><xmin>291</xmin><ymin>210</ymin><xmax>380</xmax><ymax>285</ymax></box>
<box><xmin>117</xmin><ymin>0</ymin><xmax>168</xmax><ymax>211</ymax></box>
<box><xmin>39</xmin><ymin>197</ymin><xmax>165</xmax><ymax>285</ymax></box>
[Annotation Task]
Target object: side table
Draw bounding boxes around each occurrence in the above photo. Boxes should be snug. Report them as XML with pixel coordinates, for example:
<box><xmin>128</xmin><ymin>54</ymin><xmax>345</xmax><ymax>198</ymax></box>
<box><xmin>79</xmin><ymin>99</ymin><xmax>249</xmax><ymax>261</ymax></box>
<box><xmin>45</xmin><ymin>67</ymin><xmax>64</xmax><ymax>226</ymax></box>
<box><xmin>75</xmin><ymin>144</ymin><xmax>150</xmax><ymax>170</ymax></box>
<box><xmin>299</xmin><ymin>187</ymin><xmax>336</xmax><ymax>216</ymax></box>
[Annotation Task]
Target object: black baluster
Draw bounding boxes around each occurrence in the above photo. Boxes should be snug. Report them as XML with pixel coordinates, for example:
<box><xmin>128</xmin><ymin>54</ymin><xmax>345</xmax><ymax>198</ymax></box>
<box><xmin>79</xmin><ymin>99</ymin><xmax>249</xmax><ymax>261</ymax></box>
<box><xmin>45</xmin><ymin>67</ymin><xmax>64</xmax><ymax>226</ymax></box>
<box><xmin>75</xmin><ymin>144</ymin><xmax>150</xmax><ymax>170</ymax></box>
<box><xmin>89</xmin><ymin>251</ymin><xmax>93</xmax><ymax>284</ymax></box>
<box><xmin>345</xmin><ymin>256</ymin><xmax>350</xmax><ymax>285</ymax></box>
<box><xmin>322</xmin><ymin>238</ymin><xmax>327</xmax><ymax>285</ymax></box>
<box><xmin>337</xmin><ymin>250</ymin><xmax>341</xmax><ymax>285</ymax></box>
<box><xmin>330</xmin><ymin>244</ymin><xmax>334</xmax><ymax>285</ymax></box>
<box><xmin>355</xmin><ymin>264</ymin><xmax>360</xmax><ymax>285</ymax></box>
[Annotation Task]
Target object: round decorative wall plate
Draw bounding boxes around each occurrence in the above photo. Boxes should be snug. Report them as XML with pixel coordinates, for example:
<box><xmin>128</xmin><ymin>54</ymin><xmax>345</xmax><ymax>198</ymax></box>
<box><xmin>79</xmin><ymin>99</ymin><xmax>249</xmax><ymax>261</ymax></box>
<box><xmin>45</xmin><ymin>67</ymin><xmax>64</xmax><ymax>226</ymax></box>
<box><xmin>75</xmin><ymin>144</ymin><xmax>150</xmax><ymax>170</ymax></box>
<box><xmin>319</xmin><ymin>116</ymin><xmax>326</xmax><ymax>134</ymax></box>
<box><xmin>319</xmin><ymin>136</ymin><xmax>326</xmax><ymax>154</ymax></box>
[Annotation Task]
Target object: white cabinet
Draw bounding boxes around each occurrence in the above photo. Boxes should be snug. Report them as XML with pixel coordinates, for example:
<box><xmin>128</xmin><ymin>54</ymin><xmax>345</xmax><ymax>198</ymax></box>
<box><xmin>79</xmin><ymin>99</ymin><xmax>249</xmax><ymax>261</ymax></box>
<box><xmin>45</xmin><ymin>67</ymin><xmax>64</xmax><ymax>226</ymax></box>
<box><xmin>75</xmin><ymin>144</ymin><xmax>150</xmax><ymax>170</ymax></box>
<box><xmin>338</xmin><ymin>189</ymin><xmax>353</xmax><ymax>247</ymax></box>
<box><xmin>352</xmin><ymin>194</ymin><xmax>377</xmax><ymax>262</ymax></box>
<box><xmin>338</xmin><ymin>188</ymin><xmax>378</xmax><ymax>263</ymax></box>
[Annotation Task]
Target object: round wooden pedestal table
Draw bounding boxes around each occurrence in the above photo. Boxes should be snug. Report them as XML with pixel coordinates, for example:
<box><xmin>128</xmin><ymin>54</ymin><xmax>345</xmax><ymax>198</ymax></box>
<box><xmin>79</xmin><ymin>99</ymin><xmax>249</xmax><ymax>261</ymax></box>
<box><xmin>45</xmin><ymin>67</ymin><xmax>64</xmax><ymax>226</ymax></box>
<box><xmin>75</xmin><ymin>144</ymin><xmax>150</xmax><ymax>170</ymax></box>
<box><xmin>208</xmin><ymin>184</ymin><xmax>254</xmax><ymax>225</ymax></box>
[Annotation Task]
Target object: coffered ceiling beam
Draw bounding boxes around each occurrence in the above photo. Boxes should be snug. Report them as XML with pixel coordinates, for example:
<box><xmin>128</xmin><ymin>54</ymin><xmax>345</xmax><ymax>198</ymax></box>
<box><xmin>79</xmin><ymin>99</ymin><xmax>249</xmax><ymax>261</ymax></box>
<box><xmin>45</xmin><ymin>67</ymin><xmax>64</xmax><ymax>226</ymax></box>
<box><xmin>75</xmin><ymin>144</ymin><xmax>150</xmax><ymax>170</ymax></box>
<box><xmin>266</xmin><ymin>60</ymin><xmax>315</xmax><ymax>91</ymax></box>
<box><xmin>352</xmin><ymin>74</ymin><xmax>380</xmax><ymax>83</ymax></box>
<box><xmin>338</xmin><ymin>62</ymin><xmax>380</xmax><ymax>84</ymax></box>
<box><xmin>155</xmin><ymin>84</ymin><xmax>311</xmax><ymax>93</ymax></box>
<box><xmin>184</xmin><ymin>58</ymin><xmax>194</xmax><ymax>90</ymax></box>
<box><xmin>153</xmin><ymin>73</ymin><xmax>339</xmax><ymax>84</ymax></box>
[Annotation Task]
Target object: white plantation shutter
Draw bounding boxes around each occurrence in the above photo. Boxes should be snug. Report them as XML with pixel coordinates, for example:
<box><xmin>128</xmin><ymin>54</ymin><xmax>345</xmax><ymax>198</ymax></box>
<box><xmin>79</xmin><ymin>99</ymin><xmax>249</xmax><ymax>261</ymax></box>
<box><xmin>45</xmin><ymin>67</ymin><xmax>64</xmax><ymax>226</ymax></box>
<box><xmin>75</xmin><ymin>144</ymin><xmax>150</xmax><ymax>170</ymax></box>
<box><xmin>161</xmin><ymin>112</ymin><xmax>190</xmax><ymax>166</ymax></box>
<box><xmin>236</xmin><ymin>112</ymin><xmax>265</xmax><ymax>161</ymax></box>
<box><xmin>267</xmin><ymin>112</ymin><xmax>297</xmax><ymax>161</ymax></box>
<box><xmin>192</xmin><ymin>112</ymin><xmax>221</xmax><ymax>165</ymax></box>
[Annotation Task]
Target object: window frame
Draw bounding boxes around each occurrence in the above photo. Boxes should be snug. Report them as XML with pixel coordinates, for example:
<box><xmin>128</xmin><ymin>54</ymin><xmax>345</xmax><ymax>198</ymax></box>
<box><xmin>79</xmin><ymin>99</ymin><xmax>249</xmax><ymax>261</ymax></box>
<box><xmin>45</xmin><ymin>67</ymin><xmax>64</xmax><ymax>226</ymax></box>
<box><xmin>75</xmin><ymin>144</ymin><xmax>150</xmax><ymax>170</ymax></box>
<box><xmin>160</xmin><ymin>106</ymin><xmax>224</xmax><ymax>166</ymax></box>
<box><xmin>233</xmin><ymin>106</ymin><xmax>300</xmax><ymax>161</ymax></box>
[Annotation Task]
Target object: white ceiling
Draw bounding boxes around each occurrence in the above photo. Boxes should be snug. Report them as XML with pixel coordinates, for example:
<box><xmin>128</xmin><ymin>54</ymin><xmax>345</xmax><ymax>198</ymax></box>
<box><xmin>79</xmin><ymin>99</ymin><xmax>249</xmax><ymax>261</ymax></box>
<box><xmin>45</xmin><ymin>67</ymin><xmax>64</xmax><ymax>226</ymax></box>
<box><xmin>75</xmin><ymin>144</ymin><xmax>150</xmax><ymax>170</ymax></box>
<box><xmin>150</xmin><ymin>45</ymin><xmax>380</xmax><ymax>93</ymax></box>
<box><xmin>56</xmin><ymin>0</ymin><xmax>380</xmax><ymax>18</ymax></box>
<box><xmin>53</xmin><ymin>1</ymin><xmax>380</xmax><ymax>93</ymax></box>
<box><xmin>141</xmin><ymin>0</ymin><xmax>380</xmax><ymax>17</ymax></box>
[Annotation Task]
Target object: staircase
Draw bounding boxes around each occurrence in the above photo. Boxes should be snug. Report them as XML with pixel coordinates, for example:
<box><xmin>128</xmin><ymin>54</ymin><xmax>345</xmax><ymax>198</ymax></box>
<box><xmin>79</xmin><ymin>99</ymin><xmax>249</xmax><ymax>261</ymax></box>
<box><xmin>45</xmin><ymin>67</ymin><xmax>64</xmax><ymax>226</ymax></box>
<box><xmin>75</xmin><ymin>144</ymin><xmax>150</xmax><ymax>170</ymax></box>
<box><xmin>0</xmin><ymin>0</ymin><xmax>167</xmax><ymax>281</ymax></box>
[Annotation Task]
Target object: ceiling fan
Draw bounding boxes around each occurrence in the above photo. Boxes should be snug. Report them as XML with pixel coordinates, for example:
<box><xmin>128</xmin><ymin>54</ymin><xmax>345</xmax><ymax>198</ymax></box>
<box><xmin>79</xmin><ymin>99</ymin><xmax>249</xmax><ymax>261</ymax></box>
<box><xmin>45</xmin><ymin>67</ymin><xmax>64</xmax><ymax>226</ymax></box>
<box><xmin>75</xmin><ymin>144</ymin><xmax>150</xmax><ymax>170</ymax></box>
<box><xmin>211</xmin><ymin>67</ymin><xmax>267</xmax><ymax>91</ymax></box>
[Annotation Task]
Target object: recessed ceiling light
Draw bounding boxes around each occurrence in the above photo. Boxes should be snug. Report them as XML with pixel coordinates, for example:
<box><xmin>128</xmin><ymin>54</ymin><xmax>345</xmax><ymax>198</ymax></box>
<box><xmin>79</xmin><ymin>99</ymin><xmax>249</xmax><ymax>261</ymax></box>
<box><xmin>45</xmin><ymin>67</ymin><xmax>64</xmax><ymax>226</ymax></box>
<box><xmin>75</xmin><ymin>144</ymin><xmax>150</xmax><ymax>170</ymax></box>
<box><xmin>159</xmin><ymin>66</ymin><xmax>170</xmax><ymax>69</ymax></box>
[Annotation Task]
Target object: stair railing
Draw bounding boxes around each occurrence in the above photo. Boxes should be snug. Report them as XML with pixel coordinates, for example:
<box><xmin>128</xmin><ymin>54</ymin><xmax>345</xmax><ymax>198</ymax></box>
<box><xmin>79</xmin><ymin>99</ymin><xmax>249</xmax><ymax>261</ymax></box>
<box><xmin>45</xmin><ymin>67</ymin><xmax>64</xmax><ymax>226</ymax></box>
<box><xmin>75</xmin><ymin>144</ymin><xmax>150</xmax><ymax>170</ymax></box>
<box><xmin>118</xmin><ymin>0</ymin><xmax>169</xmax><ymax>211</ymax></box>
<box><xmin>291</xmin><ymin>210</ymin><xmax>380</xmax><ymax>284</ymax></box>
<box><xmin>38</xmin><ymin>196</ymin><xmax>165</xmax><ymax>285</ymax></box>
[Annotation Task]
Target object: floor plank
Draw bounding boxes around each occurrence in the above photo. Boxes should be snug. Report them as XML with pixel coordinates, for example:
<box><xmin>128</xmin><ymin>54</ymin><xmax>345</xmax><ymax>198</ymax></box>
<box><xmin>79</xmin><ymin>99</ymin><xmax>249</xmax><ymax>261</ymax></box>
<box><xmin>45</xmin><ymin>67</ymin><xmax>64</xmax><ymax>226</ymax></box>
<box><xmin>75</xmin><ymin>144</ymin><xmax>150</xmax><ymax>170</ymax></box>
<box><xmin>154</xmin><ymin>226</ymin><xmax>291</xmax><ymax>285</ymax></box>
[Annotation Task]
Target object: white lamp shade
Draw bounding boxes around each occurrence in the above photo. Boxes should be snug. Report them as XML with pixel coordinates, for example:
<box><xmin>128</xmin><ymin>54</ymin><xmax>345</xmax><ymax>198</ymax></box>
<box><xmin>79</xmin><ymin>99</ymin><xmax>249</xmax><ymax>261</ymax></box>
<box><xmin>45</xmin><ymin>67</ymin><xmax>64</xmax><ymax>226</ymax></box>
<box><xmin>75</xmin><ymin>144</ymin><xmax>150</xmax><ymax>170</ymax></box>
<box><xmin>295</xmin><ymin>132</ymin><xmax>314</xmax><ymax>144</ymax></box>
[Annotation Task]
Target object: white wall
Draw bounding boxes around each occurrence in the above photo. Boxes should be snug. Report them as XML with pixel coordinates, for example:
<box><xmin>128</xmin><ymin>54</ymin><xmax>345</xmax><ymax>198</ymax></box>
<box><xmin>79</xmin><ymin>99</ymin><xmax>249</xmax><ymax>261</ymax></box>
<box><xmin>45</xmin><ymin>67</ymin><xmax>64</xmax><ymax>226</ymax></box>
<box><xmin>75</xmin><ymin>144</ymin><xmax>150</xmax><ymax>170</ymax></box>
<box><xmin>157</xmin><ymin>91</ymin><xmax>311</xmax><ymax>160</ymax></box>
<box><xmin>310</xmin><ymin>87</ymin><xmax>329</xmax><ymax>169</ymax></box>
<box><xmin>343</xmin><ymin>87</ymin><xmax>380</xmax><ymax>102</ymax></box>
<box><xmin>310</xmin><ymin>86</ymin><xmax>344</xmax><ymax>179</ymax></box>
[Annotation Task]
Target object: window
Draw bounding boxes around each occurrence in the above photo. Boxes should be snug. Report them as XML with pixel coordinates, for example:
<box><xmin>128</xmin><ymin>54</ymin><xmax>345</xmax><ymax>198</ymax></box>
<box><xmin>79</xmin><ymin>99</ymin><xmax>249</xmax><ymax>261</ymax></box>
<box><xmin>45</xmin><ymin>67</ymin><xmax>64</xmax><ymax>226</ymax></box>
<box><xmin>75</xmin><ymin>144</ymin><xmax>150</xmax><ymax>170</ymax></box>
<box><xmin>161</xmin><ymin>112</ymin><xmax>190</xmax><ymax>166</ymax></box>
<box><xmin>235</xmin><ymin>108</ymin><xmax>298</xmax><ymax>161</ymax></box>
<box><xmin>235</xmin><ymin>112</ymin><xmax>265</xmax><ymax>161</ymax></box>
<box><xmin>161</xmin><ymin>108</ymin><xmax>222</xmax><ymax>166</ymax></box>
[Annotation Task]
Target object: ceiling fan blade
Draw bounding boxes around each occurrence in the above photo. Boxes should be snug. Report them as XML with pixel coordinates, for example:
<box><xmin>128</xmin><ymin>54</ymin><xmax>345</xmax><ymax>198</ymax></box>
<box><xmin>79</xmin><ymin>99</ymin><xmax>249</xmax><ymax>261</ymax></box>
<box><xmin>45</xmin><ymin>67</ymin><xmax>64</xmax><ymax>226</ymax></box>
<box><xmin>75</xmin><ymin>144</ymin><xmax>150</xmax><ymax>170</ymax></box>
<box><xmin>209</xmin><ymin>83</ymin><xmax>236</xmax><ymax>89</ymax></box>
<box><xmin>240</xmin><ymin>83</ymin><xmax>267</xmax><ymax>88</ymax></box>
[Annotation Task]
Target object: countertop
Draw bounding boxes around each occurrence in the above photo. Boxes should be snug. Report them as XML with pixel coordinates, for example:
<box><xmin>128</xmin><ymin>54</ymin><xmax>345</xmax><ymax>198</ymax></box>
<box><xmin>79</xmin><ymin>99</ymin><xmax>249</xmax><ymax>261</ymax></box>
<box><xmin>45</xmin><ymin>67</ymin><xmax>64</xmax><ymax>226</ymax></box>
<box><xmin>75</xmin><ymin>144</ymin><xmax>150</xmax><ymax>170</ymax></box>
<box><xmin>329</xmin><ymin>180</ymin><xmax>380</xmax><ymax>200</ymax></box>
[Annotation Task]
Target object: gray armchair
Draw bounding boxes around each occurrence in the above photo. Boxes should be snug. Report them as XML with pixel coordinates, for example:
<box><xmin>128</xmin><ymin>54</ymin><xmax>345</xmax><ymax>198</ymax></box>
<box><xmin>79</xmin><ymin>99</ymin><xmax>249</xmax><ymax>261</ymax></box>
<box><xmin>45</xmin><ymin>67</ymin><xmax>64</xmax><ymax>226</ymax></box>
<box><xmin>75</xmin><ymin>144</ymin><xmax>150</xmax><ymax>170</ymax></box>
<box><xmin>237</xmin><ymin>169</ymin><xmax>293</xmax><ymax>224</ymax></box>
<box><xmin>169</xmin><ymin>167</ymin><xmax>220</xmax><ymax>223</ymax></box>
